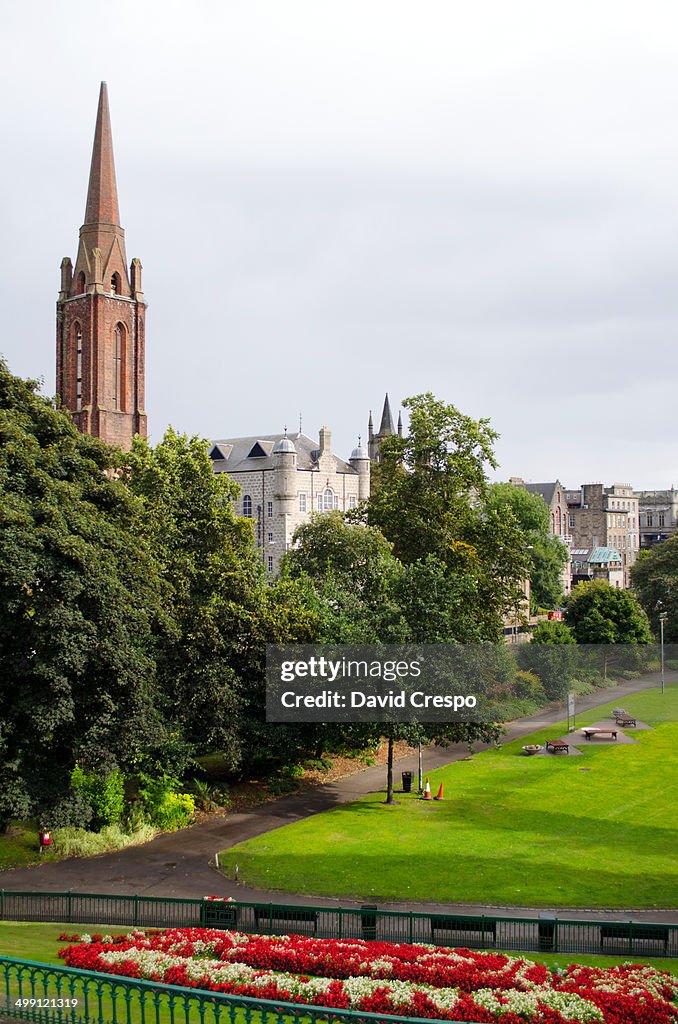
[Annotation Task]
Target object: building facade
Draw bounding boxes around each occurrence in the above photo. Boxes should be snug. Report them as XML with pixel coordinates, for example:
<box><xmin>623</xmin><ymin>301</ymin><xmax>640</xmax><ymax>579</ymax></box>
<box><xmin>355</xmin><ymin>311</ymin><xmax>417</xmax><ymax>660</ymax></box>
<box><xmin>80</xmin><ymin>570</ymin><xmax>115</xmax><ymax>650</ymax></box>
<box><xmin>566</xmin><ymin>483</ymin><xmax>639</xmax><ymax>587</ymax></box>
<box><xmin>508</xmin><ymin>478</ymin><xmax>572</xmax><ymax>595</ymax></box>
<box><xmin>570</xmin><ymin>546</ymin><xmax>625</xmax><ymax>588</ymax></box>
<box><xmin>209</xmin><ymin>428</ymin><xmax>370</xmax><ymax>572</ymax></box>
<box><xmin>635</xmin><ymin>488</ymin><xmax>678</xmax><ymax>550</ymax></box>
<box><xmin>56</xmin><ymin>82</ymin><xmax>146</xmax><ymax>450</ymax></box>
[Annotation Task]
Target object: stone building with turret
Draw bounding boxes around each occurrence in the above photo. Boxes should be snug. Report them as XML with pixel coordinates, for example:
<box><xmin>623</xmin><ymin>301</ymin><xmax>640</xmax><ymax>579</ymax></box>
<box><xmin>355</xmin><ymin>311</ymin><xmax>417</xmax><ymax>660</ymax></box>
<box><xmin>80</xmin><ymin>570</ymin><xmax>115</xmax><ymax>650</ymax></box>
<box><xmin>56</xmin><ymin>82</ymin><xmax>146</xmax><ymax>450</ymax></box>
<box><xmin>368</xmin><ymin>394</ymin><xmax>402</xmax><ymax>462</ymax></box>
<box><xmin>208</xmin><ymin>428</ymin><xmax>370</xmax><ymax>573</ymax></box>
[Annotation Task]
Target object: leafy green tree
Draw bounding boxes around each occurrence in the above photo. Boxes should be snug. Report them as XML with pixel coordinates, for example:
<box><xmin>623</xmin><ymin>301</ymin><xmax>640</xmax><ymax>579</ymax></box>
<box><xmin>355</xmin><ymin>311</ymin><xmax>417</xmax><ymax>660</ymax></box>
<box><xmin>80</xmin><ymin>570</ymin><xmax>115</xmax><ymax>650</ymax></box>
<box><xmin>631</xmin><ymin>537</ymin><xmax>678</xmax><ymax>641</ymax></box>
<box><xmin>485</xmin><ymin>483</ymin><xmax>568</xmax><ymax>611</ymax></box>
<box><xmin>120</xmin><ymin>429</ymin><xmax>268</xmax><ymax>769</ymax></box>
<box><xmin>565</xmin><ymin>581</ymin><xmax>651</xmax><ymax>644</ymax></box>
<box><xmin>519</xmin><ymin>619</ymin><xmax>577</xmax><ymax>700</ymax></box>
<box><xmin>0</xmin><ymin>360</ymin><xmax>166</xmax><ymax>829</ymax></box>
<box><xmin>367</xmin><ymin>394</ymin><xmax>531</xmax><ymax>639</ymax></box>
<box><xmin>283</xmin><ymin>511</ymin><xmax>501</xmax><ymax>802</ymax></box>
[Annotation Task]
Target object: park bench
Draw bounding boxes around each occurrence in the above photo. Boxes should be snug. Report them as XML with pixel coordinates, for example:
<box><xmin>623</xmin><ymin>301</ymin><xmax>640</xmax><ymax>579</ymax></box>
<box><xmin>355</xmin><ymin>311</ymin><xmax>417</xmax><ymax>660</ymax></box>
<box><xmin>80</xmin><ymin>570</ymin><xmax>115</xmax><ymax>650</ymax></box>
<box><xmin>545</xmin><ymin>740</ymin><xmax>569</xmax><ymax>754</ymax></box>
<box><xmin>430</xmin><ymin>914</ymin><xmax>496</xmax><ymax>947</ymax></box>
<box><xmin>582</xmin><ymin>728</ymin><xmax>617</xmax><ymax>741</ymax></box>
<box><xmin>600</xmin><ymin>922</ymin><xmax>669</xmax><ymax>954</ymax></box>
<box><xmin>253</xmin><ymin>905</ymin><xmax>319</xmax><ymax>935</ymax></box>
<box><xmin>615</xmin><ymin>716</ymin><xmax>637</xmax><ymax>727</ymax></box>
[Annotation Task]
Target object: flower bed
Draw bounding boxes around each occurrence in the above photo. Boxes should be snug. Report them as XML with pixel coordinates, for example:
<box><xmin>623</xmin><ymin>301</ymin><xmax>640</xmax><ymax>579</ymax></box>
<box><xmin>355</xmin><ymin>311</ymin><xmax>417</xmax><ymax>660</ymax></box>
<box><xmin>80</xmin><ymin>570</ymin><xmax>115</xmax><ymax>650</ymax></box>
<box><xmin>59</xmin><ymin>929</ymin><xmax>678</xmax><ymax>1024</ymax></box>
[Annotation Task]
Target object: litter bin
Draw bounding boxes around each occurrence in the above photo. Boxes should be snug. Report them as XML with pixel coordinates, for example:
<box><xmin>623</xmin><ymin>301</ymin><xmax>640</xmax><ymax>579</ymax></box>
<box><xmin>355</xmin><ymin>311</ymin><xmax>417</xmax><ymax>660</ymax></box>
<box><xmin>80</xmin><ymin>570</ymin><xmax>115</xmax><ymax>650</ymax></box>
<box><xmin>361</xmin><ymin>904</ymin><xmax>378</xmax><ymax>941</ymax></box>
<box><xmin>401</xmin><ymin>771</ymin><xmax>413</xmax><ymax>793</ymax></box>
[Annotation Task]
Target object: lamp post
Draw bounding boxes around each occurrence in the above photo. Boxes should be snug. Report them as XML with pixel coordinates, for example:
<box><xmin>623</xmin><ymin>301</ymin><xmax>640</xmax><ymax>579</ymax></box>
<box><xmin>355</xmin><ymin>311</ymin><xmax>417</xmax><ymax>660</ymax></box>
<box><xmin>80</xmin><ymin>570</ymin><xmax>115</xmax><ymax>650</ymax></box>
<box><xmin>659</xmin><ymin>611</ymin><xmax>668</xmax><ymax>696</ymax></box>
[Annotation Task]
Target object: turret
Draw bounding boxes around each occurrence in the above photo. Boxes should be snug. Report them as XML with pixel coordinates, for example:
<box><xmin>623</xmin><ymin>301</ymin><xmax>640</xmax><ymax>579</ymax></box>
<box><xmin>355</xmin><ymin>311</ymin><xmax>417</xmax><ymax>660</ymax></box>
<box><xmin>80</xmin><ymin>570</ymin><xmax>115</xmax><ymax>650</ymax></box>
<box><xmin>273</xmin><ymin>434</ymin><xmax>297</xmax><ymax>513</ymax></box>
<box><xmin>349</xmin><ymin>438</ymin><xmax>371</xmax><ymax>501</ymax></box>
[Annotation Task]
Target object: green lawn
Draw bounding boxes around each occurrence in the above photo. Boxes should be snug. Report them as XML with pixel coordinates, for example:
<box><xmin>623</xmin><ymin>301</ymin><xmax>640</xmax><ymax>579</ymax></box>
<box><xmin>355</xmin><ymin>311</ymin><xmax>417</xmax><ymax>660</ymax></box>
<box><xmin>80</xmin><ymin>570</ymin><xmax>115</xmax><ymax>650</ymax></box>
<box><xmin>219</xmin><ymin>687</ymin><xmax>678</xmax><ymax>908</ymax></box>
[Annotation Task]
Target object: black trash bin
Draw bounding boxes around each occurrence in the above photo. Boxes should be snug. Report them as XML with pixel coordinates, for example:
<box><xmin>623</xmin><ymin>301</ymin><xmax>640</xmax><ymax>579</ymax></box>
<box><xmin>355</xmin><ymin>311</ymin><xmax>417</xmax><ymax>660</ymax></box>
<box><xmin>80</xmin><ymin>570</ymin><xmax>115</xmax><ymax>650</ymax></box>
<box><xmin>401</xmin><ymin>771</ymin><xmax>413</xmax><ymax>793</ymax></box>
<box><xmin>361</xmin><ymin>904</ymin><xmax>378</xmax><ymax>941</ymax></box>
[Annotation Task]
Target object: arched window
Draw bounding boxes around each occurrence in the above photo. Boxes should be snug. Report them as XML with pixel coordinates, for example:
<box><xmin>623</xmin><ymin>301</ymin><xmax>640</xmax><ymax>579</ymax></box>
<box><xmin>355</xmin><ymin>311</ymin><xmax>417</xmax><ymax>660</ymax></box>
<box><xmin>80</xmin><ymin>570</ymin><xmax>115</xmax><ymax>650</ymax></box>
<box><xmin>323</xmin><ymin>487</ymin><xmax>334</xmax><ymax>511</ymax></box>
<box><xmin>113</xmin><ymin>324</ymin><xmax>124</xmax><ymax>411</ymax></box>
<box><xmin>76</xmin><ymin>271</ymin><xmax>86</xmax><ymax>294</ymax></box>
<box><xmin>111</xmin><ymin>272</ymin><xmax>121</xmax><ymax>294</ymax></box>
<box><xmin>243</xmin><ymin>495</ymin><xmax>253</xmax><ymax>517</ymax></box>
<box><xmin>73</xmin><ymin>322</ymin><xmax>83</xmax><ymax>412</ymax></box>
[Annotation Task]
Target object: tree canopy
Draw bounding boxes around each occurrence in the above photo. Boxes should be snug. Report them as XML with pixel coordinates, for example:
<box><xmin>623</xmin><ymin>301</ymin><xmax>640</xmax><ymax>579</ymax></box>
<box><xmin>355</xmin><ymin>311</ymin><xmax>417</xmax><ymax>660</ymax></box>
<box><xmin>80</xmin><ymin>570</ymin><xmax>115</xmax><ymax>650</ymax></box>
<box><xmin>630</xmin><ymin>537</ymin><xmax>678</xmax><ymax>642</ymax></box>
<box><xmin>0</xmin><ymin>360</ymin><xmax>167</xmax><ymax>828</ymax></box>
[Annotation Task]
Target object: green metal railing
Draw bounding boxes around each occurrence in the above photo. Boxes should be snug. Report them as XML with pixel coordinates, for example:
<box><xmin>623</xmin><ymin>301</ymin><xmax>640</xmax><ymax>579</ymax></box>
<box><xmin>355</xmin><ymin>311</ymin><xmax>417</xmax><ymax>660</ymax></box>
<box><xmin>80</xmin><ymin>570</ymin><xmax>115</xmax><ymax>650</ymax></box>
<box><xmin>0</xmin><ymin>890</ymin><xmax>676</xmax><ymax>958</ymax></box>
<box><xmin>0</xmin><ymin>955</ymin><xmax>470</xmax><ymax>1024</ymax></box>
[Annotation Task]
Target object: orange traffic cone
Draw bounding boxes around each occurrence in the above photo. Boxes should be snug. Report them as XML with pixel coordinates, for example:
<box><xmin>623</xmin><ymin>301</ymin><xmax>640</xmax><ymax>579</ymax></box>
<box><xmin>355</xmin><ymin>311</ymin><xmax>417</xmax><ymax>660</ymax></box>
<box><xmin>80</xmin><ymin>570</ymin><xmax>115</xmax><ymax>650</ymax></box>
<box><xmin>423</xmin><ymin>779</ymin><xmax>432</xmax><ymax>800</ymax></box>
<box><xmin>434</xmin><ymin>783</ymin><xmax>444</xmax><ymax>801</ymax></box>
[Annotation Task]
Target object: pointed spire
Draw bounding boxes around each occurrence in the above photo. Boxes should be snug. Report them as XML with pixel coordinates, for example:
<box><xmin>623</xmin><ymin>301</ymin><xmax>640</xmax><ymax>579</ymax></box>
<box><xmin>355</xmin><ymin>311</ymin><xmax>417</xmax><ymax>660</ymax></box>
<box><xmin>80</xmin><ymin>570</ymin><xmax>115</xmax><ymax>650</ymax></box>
<box><xmin>379</xmin><ymin>393</ymin><xmax>395</xmax><ymax>436</ymax></box>
<box><xmin>85</xmin><ymin>82</ymin><xmax>120</xmax><ymax>226</ymax></box>
<box><xmin>397</xmin><ymin>411</ymin><xmax>403</xmax><ymax>437</ymax></box>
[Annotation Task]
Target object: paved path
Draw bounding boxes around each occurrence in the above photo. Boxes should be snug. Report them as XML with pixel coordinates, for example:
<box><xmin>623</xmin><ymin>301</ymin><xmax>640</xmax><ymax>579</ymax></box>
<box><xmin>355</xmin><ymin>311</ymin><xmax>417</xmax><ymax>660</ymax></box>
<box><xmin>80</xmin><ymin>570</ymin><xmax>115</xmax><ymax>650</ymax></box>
<box><xmin>2</xmin><ymin>673</ymin><xmax>677</xmax><ymax>923</ymax></box>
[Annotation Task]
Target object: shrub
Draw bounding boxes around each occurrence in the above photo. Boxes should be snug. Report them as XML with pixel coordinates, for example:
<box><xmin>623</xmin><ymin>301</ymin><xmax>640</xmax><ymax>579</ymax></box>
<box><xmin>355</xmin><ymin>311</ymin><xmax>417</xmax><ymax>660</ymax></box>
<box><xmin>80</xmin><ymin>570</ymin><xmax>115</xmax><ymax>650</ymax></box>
<box><xmin>512</xmin><ymin>670</ymin><xmax>546</xmax><ymax>703</ymax></box>
<box><xmin>53</xmin><ymin>824</ymin><xmax>156</xmax><ymax>858</ymax></box>
<box><xmin>70</xmin><ymin>764</ymin><xmax>125</xmax><ymax>829</ymax></box>
<box><xmin>138</xmin><ymin>774</ymin><xmax>196</xmax><ymax>830</ymax></box>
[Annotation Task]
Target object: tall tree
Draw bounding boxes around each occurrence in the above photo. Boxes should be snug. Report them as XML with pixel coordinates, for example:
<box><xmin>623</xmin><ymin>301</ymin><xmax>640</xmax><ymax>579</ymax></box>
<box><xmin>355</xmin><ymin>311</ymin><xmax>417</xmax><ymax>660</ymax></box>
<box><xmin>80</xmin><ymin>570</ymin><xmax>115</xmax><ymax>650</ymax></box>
<box><xmin>0</xmin><ymin>361</ymin><xmax>166</xmax><ymax>828</ymax></box>
<box><xmin>367</xmin><ymin>393</ymin><xmax>531</xmax><ymax>639</ymax></box>
<box><xmin>631</xmin><ymin>537</ymin><xmax>678</xmax><ymax>642</ymax></box>
<box><xmin>120</xmin><ymin>430</ymin><xmax>267</xmax><ymax>768</ymax></box>
<box><xmin>485</xmin><ymin>482</ymin><xmax>568</xmax><ymax>611</ymax></box>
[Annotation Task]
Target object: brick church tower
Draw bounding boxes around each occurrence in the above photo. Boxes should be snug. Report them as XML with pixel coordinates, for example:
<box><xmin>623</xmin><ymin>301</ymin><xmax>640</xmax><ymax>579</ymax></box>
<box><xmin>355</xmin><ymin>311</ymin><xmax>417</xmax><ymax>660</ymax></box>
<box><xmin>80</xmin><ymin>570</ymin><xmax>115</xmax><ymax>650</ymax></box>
<box><xmin>56</xmin><ymin>82</ymin><xmax>147</xmax><ymax>449</ymax></box>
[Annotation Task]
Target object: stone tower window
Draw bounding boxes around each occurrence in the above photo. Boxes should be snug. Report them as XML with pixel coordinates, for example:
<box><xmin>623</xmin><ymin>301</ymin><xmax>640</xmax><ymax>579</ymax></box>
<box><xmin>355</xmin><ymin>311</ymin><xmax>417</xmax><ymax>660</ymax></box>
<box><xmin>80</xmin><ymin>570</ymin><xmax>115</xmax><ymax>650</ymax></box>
<box><xmin>113</xmin><ymin>324</ymin><xmax>124</xmax><ymax>410</ymax></box>
<box><xmin>111</xmin><ymin>272</ymin><xmax>121</xmax><ymax>294</ymax></box>
<box><xmin>74</xmin><ymin>323</ymin><xmax>83</xmax><ymax>412</ymax></box>
<box><xmin>243</xmin><ymin>495</ymin><xmax>253</xmax><ymax>518</ymax></box>
<box><xmin>76</xmin><ymin>271</ymin><xmax>86</xmax><ymax>294</ymax></box>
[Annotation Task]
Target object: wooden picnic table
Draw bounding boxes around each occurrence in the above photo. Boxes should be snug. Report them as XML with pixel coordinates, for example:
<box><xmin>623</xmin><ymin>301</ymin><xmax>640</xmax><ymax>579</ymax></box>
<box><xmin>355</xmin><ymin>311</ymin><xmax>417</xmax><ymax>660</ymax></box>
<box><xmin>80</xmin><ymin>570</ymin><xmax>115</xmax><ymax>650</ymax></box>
<box><xmin>545</xmin><ymin>740</ymin><xmax>569</xmax><ymax>753</ymax></box>
<box><xmin>582</xmin><ymin>727</ymin><xmax>617</xmax><ymax>741</ymax></box>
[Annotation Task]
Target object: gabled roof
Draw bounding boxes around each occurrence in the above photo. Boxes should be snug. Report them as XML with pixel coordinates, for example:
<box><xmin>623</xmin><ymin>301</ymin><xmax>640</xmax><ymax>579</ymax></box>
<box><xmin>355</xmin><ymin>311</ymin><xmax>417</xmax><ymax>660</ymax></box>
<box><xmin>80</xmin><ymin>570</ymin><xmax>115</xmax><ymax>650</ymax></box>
<box><xmin>208</xmin><ymin>432</ymin><xmax>355</xmax><ymax>474</ymax></box>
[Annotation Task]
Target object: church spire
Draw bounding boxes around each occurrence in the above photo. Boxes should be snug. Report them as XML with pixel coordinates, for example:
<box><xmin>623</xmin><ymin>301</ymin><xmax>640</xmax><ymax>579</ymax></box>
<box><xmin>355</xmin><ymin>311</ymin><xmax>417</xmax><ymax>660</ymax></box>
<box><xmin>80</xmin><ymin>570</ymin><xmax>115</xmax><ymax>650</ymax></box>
<box><xmin>57</xmin><ymin>82</ymin><xmax>146</xmax><ymax>450</ymax></box>
<box><xmin>378</xmin><ymin>393</ymin><xmax>395</xmax><ymax>436</ymax></box>
<box><xmin>85</xmin><ymin>82</ymin><xmax>121</xmax><ymax>227</ymax></box>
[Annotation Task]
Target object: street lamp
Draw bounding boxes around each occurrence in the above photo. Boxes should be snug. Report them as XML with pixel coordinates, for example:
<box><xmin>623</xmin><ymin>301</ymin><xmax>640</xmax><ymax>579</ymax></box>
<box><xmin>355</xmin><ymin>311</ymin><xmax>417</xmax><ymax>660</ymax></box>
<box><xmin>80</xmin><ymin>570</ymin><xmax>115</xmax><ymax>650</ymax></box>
<box><xmin>659</xmin><ymin>611</ymin><xmax>668</xmax><ymax>696</ymax></box>
<box><xmin>656</xmin><ymin>601</ymin><xmax>668</xmax><ymax>696</ymax></box>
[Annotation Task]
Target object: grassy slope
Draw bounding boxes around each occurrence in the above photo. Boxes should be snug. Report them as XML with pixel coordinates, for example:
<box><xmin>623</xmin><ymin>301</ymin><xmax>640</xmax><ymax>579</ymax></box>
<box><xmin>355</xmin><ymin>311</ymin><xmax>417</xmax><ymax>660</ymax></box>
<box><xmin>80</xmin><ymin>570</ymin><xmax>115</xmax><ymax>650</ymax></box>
<box><xmin>219</xmin><ymin>687</ymin><xmax>678</xmax><ymax>908</ymax></box>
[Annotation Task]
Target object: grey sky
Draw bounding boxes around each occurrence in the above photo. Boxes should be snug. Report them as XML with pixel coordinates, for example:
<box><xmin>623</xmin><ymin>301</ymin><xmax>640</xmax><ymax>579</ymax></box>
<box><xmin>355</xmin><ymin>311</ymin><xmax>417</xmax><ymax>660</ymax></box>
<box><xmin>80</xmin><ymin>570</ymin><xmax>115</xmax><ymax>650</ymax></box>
<box><xmin>2</xmin><ymin>0</ymin><xmax>678</xmax><ymax>488</ymax></box>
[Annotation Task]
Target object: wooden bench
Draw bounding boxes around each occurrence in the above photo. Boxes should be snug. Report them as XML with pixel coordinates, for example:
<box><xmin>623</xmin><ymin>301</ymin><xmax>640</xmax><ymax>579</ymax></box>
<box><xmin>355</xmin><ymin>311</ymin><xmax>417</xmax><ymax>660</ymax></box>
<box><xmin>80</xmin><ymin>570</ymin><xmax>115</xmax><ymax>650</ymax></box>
<box><xmin>545</xmin><ymin>740</ymin><xmax>569</xmax><ymax>754</ymax></box>
<box><xmin>615</xmin><ymin>716</ymin><xmax>637</xmax><ymax>727</ymax></box>
<box><xmin>430</xmin><ymin>914</ymin><xmax>496</xmax><ymax>946</ymax></box>
<box><xmin>253</xmin><ymin>906</ymin><xmax>319</xmax><ymax>935</ymax></box>
<box><xmin>582</xmin><ymin>728</ymin><xmax>617</xmax><ymax>741</ymax></box>
<box><xmin>600</xmin><ymin>923</ymin><xmax>669</xmax><ymax>953</ymax></box>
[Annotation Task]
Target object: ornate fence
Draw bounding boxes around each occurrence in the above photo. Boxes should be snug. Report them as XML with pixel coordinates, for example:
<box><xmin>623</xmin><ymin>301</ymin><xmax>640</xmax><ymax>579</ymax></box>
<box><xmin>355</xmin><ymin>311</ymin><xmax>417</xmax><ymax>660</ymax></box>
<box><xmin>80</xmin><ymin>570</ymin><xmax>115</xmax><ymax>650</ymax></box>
<box><xmin>0</xmin><ymin>955</ymin><xmax>471</xmax><ymax>1024</ymax></box>
<box><xmin>0</xmin><ymin>890</ymin><xmax>676</xmax><ymax>958</ymax></box>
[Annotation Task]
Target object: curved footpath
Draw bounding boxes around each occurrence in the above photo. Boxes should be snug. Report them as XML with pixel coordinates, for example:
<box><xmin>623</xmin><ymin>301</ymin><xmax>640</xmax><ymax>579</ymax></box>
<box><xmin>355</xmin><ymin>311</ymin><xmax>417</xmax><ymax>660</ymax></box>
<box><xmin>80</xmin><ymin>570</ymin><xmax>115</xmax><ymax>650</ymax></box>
<box><xmin>2</xmin><ymin>673</ymin><xmax>677</xmax><ymax>924</ymax></box>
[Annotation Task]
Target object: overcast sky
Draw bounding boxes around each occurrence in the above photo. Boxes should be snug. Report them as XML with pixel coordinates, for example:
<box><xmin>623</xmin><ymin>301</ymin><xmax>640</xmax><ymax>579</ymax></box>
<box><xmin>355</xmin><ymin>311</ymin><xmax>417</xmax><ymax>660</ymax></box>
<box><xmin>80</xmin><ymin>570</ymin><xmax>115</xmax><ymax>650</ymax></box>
<box><xmin>2</xmin><ymin>0</ymin><xmax>678</xmax><ymax>489</ymax></box>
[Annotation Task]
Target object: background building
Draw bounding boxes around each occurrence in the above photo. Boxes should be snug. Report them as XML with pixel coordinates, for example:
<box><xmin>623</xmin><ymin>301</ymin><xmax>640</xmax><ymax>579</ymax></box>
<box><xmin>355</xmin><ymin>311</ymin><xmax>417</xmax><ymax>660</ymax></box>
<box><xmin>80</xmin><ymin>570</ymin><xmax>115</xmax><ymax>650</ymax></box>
<box><xmin>570</xmin><ymin>546</ymin><xmax>625</xmax><ymax>588</ymax></box>
<box><xmin>56</xmin><ymin>82</ymin><xmax>146</xmax><ymax>450</ymax></box>
<box><xmin>209</xmin><ymin>428</ymin><xmax>369</xmax><ymax>572</ymax></box>
<box><xmin>508</xmin><ymin>477</ymin><xmax>572</xmax><ymax>594</ymax></box>
<box><xmin>566</xmin><ymin>483</ymin><xmax>639</xmax><ymax>587</ymax></box>
<box><xmin>635</xmin><ymin>488</ymin><xmax>678</xmax><ymax>549</ymax></box>
<box><xmin>368</xmin><ymin>394</ymin><xmax>402</xmax><ymax>462</ymax></box>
